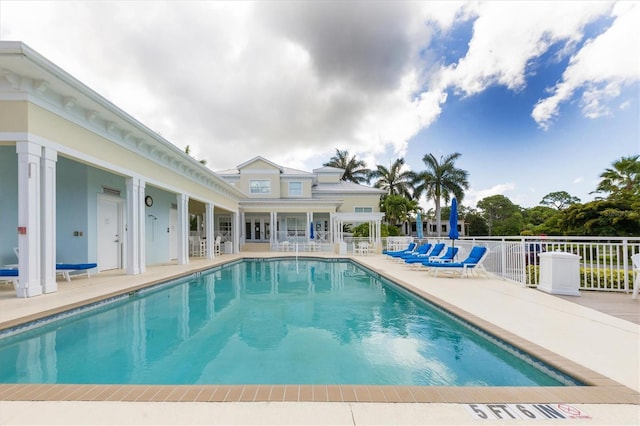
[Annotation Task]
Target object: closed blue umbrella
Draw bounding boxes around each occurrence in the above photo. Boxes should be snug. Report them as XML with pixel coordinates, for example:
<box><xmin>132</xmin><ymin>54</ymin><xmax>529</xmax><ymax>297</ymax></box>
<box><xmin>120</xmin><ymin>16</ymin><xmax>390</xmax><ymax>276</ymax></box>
<box><xmin>416</xmin><ymin>212</ymin><xmax>424</xmax><ymax>240</ymax></box>
<box><xmin>310</xmin><ymin>222</ymin><xmax>315</xmax><ymax>239</ymax></box>
<box><xmin>448</xmin><ymin>198</ymin><xmax>459</xmax><ymax>248</ymax></box>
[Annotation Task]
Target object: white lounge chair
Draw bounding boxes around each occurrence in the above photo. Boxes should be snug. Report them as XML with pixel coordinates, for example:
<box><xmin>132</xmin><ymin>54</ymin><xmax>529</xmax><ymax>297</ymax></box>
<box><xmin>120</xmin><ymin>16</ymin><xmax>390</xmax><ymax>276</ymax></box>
<box><xmin>214</xmin><ymin>236</ymin><xmax>222</xmax><ymax>255</ymax></box>
<box><xmin>631</xmin><ymin>253</ymin><xmax>640</xmax><ymax>299</ymax></box>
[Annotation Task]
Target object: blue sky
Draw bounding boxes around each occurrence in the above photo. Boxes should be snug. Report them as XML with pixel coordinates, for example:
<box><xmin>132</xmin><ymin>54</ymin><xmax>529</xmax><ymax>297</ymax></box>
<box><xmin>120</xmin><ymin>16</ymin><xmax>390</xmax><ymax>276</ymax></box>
<box><xmin>1</xmin><ymin>1</ymin><xmax>638</xmax><ymax>209</ymax></box>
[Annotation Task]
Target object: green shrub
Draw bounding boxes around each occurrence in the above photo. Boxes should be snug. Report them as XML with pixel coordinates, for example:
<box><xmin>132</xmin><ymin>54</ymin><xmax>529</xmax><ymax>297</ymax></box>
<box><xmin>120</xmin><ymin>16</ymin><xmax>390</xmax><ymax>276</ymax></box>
<box><xmin>527</xmin><ymin>265</ymin><xmax>634</xmax><ymax>290</ymax></box>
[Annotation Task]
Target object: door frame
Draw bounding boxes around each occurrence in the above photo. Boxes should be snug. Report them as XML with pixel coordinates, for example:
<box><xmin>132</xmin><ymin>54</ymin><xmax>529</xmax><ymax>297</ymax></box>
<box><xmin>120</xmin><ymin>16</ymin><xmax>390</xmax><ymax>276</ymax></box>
<box><xmin>97</xmin><ymin>193</ymin><xmax>124</xmax><ymax>271</ymax></box>
<box><xmin>244</xmin><ymin>215</ymin><xmax>270</xmax><ymax>242</ymax></box>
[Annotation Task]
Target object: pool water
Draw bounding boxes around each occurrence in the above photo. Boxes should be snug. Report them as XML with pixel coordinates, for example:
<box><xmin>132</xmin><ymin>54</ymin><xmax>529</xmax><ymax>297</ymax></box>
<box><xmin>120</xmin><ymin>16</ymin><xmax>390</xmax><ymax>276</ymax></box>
<box><xmin>0</xmin><ymin>259</ymin><xmax>579</xmax><ymax>386</ymax></box>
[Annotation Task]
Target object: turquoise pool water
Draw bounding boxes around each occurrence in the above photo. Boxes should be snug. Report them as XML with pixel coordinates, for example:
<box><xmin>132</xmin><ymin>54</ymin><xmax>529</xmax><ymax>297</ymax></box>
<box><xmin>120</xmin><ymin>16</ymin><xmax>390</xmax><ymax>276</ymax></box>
<box><xmin>0</xmin><ymin>259</ymin><xmax>579</xmax><ymax>386</ymax></box>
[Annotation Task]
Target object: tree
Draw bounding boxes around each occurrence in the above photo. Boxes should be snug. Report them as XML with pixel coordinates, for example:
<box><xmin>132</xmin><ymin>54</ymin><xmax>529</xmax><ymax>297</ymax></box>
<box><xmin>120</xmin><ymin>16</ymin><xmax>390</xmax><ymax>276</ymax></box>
<box><xmin>323</xmin><ymin>149</ymin><xmax>371</xmax><ymax>184</ymax></box>
<box><xmin>413</xmin><ymin>152</ymin><xmax>469</xmax><ymax>237</ymax></box>
<box><xmin>381</xmin><ymin>195</ymin><xmax>419</xmax><ymax>232</ymax></box>
<box><xmin>522</xmin><ymin>205</ymin><xmax>562</xmax><ymax>235</ymax></box>
<box><xmin>465</xmin><ymin>210</ymin><xmax>489</xmax><ymax>236</ymax></box>
<box><xmin>560</xmin><ymin>199</ymin><xmax>640</xmax><ymax>236</ymax></box>
<box><xmin>593</xmin><ymin>155</ymin><xmax>640</xmax><ymax>199</ymax></box>
<box><xmin>371</xmin><ymin>158</ymin><xmax>415</xmax><ymax>198</ymax></box>
<box><xmin>477</xmin><ymin>195</ymin><xmax>524</xmax><ymax>236</ymax></box>
<box><xmin>540</xmin><ymin>191</ymin><xmax>581</xmax><ymax>210</ymax></box>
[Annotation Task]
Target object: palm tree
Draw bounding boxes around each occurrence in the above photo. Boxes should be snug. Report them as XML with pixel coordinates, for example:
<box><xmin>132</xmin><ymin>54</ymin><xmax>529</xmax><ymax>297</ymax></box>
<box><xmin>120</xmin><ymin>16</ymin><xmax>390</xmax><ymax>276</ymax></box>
<box><xmin>381</xmin><ymin>194</ymin><xmax>419</xmax><ymax>231</ymax></box>
<box><xmin>370</xmin><ymin>158</ymin><xmax>416</xmax><ymax>198</ymax></box>
<box><xmin>414</xmin><ymin>152</ymin><xmax>469</xmax><ymax>237</ymax></box>
<box><xmin>593</xmin><ymin>155</ymin><xmax>640</xmax><ymax>199</ymax></box>
<box><xmin>323</xmin><ymin>149</ymin><xmax>371</xmax><ymax>184</ymax></box>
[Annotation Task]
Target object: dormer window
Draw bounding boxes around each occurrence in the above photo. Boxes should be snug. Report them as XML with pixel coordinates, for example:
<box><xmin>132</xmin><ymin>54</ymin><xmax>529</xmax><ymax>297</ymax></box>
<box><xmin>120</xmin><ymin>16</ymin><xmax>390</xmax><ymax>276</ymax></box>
<box><xmin>250</xmin><ymin>180</ymin><xmax>271</xmax><ymax>194</ymax></box>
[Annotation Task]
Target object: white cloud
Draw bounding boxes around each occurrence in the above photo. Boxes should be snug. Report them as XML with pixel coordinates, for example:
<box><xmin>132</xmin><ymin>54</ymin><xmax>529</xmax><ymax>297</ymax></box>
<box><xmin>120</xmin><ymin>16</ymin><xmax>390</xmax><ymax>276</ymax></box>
<box><xmin>572</xmin><ymin>177</ymin><xmax>584</xmax><ymax>184</ymax></box>
<box><xmin>0</xmin><ymin>0</ymin><xmax>634</xmax><ymax>176</ymax></box>
<box><xmin>532</xmin><ymin>1</ymin><xmax>640</xmax><ymax>129</ymax></box>
<box><xmin>439</xmin><ymin>1</ymin><xmax>612</xmax><ymax>97</ymax></box>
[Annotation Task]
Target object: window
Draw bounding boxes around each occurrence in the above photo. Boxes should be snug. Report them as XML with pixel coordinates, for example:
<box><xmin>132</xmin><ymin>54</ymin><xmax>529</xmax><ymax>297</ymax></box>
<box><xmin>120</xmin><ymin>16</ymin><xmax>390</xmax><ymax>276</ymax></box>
<box><xmin>286</xmin><ymin>217</ymin><xmax>306</xmax><ymax>236</ymax></box>
<box><xmin>354</xmin><ymin>207</ymin><xmax>373</xmax><ymax>213</ymax></box>
<box><xmin>250</xmin><ymin>180</ymin><xmax>271</xmax><ymax>194</ymax></box>
<box><xmin>288</xmin><ymin>182</ymin><xmax>302</xmax><ymax>196</ymax></box>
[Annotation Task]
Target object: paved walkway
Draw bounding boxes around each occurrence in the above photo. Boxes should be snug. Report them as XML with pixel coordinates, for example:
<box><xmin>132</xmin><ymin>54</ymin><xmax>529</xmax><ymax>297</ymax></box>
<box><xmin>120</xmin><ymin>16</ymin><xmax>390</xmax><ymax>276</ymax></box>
<box><xmin>0</xmin><ymin>253</ymin><xmax>638</xmax><ymax>425</ymax></box>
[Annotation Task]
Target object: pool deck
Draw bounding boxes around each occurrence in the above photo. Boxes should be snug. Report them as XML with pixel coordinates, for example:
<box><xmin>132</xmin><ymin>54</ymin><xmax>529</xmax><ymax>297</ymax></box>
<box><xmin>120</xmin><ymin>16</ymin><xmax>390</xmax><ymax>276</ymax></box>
<box><xmin>0</xmin><ymin>252</ymin><xmax>638</xmax><ymax>425</ymax></box>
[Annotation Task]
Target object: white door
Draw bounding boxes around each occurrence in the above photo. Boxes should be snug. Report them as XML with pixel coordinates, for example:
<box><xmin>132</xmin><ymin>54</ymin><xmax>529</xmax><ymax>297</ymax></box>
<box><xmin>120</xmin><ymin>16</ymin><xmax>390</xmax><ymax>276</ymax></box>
<box><xmin>97</xmin><ymin>196</ymin><xmax>122</xmax><ymax>271</ymax></box>
<box><xmin>169</xmin><ymin>208</ymin><xmax>178</xmax><ymax>260</ymax></box>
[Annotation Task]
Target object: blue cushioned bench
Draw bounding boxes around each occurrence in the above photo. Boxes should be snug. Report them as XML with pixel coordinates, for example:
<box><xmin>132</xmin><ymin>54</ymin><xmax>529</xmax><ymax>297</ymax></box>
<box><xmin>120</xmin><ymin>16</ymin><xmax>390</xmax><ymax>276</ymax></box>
<box><xmin>56</xmin><ymin>263</ymin><xmax>98</xmax><ymax>282</ymax></box>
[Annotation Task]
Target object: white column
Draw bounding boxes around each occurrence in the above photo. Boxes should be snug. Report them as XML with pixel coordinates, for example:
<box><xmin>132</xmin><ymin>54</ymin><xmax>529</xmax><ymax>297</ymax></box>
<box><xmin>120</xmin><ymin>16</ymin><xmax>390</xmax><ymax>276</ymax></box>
<box><xmin>41</xmin><ymin>146</ymin><xmax>57</xmax><ymax>293</ymax></box>
<box><xmin>270</xmin><ymin>211</ymin><xmax>276</xmax><ymax>245</ymax></box>
<box><xmin>239</xmin><ymin>211</ymin><xmax>244</xmax><ymax>249</ymax></box>
<box><xmin>234</xmin><ymin>211</ymin><xmax>241</xmax><ymax>254</ymax></box>
<box><xmin>126</xmin><ymin>177</ymin><xmax>145</xmax><ymax>275</ymax></box>
<box><xmin>205</xmin><ymin>202</ymin><xmax>214</xmax><ymax>259</ymax></box>
<box><xmin>16</xmin><ymin>141</ymin><xmax>42</xmax><ymax>298</ymax></box>
<box><xmin>177</xmin><ymin>193</ymin><xmax>189</xmax><ymax>264</ymax></box>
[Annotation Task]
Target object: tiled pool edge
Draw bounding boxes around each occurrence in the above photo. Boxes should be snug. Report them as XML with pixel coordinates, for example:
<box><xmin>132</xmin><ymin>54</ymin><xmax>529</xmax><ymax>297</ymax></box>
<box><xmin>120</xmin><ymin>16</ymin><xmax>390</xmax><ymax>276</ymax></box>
<box><xmin>0</xmin><ymin>383</ymin><xmax>637</xmax><ymax>404</ymax></box>
<box><xmin>0</xmin><ymin>254</ymin><xmax>638</xmax><ymax>405</ymax></box>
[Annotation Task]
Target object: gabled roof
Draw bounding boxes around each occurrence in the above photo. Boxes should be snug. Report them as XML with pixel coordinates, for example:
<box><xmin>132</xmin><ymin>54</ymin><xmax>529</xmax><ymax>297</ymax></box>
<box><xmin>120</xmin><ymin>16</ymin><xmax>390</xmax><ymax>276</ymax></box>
<box><xmin>236</xmin><ymin>156</ymin><xmax>284</xmax><ymax>172</ymax></box>
<box><xmin>313</xmin><ymin>166</ymin><xmax>345</xmax><ymax>174</ymax></box>
<box><xmin>218</xmin><ymin>156</ymin><xmax>312</xmax><ymax>178</ymax></box>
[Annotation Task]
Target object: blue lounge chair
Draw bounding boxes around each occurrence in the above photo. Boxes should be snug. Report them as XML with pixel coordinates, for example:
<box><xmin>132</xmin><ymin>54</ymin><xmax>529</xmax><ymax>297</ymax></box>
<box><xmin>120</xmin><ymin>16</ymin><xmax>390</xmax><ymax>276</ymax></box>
<box><xmin>385</xmin><ymin>242</ymin><xmax>417</xmax><ymax>258</ymax></box>
<box><xmin>404</xmin><ymin>243</ymin><xmax>445</xmax><ymax>265</ymax></box>
<box><xmin>0</xmin><ymin>268</ymin><xmax>18</xmax><ymax>289</ymax></box>
<box><xmin>423</xmin><ymin>246</ymin><xmax>489</xmax><ymax>277</ymax></box>
<box><xmin>394</xmin><ymin>243</ymin><xmax>432</xmax><ymax>260</ymax></box>
<box><xmin>56</xmin><ymin>263</ymin><xmax>98</xmax><ymax>282</ymax></box>
<box><xmin>430</xmin><ymin>246</ymin><xmax>459</xmax><ymax>263</ymax></box>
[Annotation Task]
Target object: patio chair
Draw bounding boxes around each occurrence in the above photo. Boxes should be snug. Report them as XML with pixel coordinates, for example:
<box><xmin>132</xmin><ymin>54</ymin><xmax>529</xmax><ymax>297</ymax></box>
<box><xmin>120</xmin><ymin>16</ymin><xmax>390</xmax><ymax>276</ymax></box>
<box><xmin>429</xmin><ymin>246</ymin><xmax>459</xmax><ymax>263</ymax></box>
<box><xmin>354</xmin><ymin>241</ymin><xmax>372</xmax><ymax>255</ymax></box>
<box><xmin>393</xmin><ymin>243</ymin><xmax>432</xmax><ymax>261</ymax></box>
<box><xmin>56</xmin><ymin>263</ymin><xmax>98</xmax><ymax>282</ymax></box>
<box><xmin>423</xmin><ymin>246</ymin><xmax>489</xmax><ymax>277</ymax></box>
<box><xmin>404</xmin><ymin>243</ymin><xmax>446</xmax><ymax>266</ymax></box>
<box><xmin>632</xmin><ymin>253</ymin><xmax>640</xmax><ymax>299</ymax></box>
<box><xmin>0</xmin><ymin>268</ymin><xmax>18</xmax><ymax>289</ymax></box>
<box><xmin>384</xmin><ymin>242</ymin><xmax>417</xmax><ymax>257</ymax></box>
<box><xmin>214</xmin><ymin>236</ymin><xmax>222</xmax><ymax>255</ymax></box>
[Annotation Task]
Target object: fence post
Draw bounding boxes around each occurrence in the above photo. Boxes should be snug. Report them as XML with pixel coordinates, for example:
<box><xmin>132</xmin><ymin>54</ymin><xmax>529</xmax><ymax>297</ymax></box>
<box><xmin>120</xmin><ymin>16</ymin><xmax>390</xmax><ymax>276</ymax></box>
<box><xmin>501</xmin><ymin>238</ymin><xmax>507</xmax><ymax>281</ymax></box>
<box><xmin>622</xmin><ymin>238</ymin><xmax>629</xmax><ymax>293</ymax></box>
<box><xmin>520</xmin><ymin>237</ymin><xmax>527</xmax><ymax>287</ymax></box>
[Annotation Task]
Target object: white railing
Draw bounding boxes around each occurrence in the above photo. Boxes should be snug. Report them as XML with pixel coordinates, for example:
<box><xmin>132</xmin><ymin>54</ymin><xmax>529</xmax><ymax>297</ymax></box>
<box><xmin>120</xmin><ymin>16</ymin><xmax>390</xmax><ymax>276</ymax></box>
<box><xmin>271</xmin><ymin>231</ymin><xmax>333</xmax><ymax>252</ymax></box>
<box><xmin>400</xmin><ymin>236</ymin><xmax>640</xmax><ymax>293</ymax></box>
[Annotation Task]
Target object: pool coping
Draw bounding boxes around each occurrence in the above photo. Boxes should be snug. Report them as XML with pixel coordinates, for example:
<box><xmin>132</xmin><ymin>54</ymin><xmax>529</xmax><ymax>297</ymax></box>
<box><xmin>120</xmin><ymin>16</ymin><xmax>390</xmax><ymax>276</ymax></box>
<box><xmin>0</xmin><ymin>255</ymin><xmax>638</xmax><ymax>405</ymax></box>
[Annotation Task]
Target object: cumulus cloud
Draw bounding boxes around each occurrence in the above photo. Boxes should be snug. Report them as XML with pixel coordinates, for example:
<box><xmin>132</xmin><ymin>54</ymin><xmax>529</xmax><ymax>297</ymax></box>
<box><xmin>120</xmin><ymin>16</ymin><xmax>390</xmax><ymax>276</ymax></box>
<box><xmin>439</xmin><ymin>2</ymin><xmax>612</xmax><ymax>95</ymax></box>
<box><xmin>1</xmin><ymin>0</ymin><xmax>635</xmax><ymax>173</ymax></box>
<box><xmin>532</xmin><ymin>1</ymin><xmax>640</xmax><ymax>129</ymax></box>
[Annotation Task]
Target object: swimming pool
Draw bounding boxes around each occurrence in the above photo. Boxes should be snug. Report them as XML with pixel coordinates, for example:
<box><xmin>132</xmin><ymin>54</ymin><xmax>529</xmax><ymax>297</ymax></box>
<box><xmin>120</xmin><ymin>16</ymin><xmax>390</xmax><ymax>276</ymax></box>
<box><xmin>0</xmin><ymin>258</ymin><xmax>580</xmax><ymax>386</ymax></box>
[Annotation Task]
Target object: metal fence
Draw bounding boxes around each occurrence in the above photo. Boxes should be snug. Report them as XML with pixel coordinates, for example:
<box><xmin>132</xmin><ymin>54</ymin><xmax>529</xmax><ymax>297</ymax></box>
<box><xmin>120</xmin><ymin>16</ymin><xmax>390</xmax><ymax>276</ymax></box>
<box><xmin>440</xmin><ymin>236</ymin><xmax>640</xmax><ymax>293</ymax></box>
<box><xmin>267</xmin><ymin>233</ymin><xmax>639</xmax><ymax>293</ymax></box>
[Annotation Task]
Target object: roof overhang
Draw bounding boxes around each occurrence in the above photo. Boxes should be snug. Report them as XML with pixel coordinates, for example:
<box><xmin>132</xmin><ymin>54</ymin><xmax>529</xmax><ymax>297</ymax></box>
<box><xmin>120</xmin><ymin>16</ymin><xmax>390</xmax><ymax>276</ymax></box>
<box><xmin>0</xmin><ymin>41</ymin><xmax>245</xmax><ymax>200</ymax></box>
